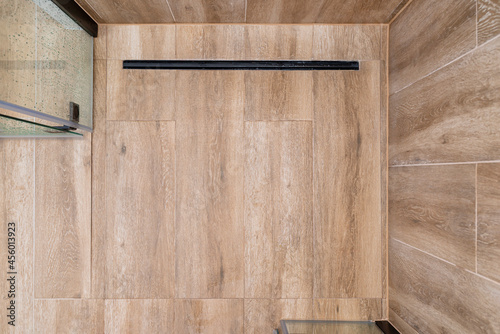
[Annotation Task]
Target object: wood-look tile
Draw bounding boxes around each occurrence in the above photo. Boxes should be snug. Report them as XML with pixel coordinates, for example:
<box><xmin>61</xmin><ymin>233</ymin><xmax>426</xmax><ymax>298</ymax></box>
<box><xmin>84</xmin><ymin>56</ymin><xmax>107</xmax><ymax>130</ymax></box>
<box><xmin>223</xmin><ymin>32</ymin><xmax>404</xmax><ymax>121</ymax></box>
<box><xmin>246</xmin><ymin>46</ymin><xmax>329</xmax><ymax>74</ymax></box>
<box><xmin>478</xmin><ymin>0</ymin><xmax>500</xmax><ymax>46</ymax></box>
<box><xmin>174</xmin><ymin>299</ymin><xmax>244</xmax><ymax>334</ymax></box>
<box><xmin>389</xmin><ymin>238</ymin><xmax>500</xmax><ymax>333</ymax></box>
<box><xmin>244</xmin><ymin>299</ymin><xmax>313</xmax><ymax>333</ymax></box>
<box><xmin>106</xmin><ymin>60</ymin><xmax>175</xmax><ymax>121</ymax></box>
<box><xmin>244</xmin><ymin>72</ymin><xmax>312</xmax><ymax>121</ymax></box>
<box><xmin>91</xmin><ymin>60</ymin><xmax>107</xmax><ymax>298</ymax></box>
<box><xmin>105</xmin><ymin>121</ymin><xmax>175</xmax><ymax>298</ymax></box>
<box><xmin>34</xmin><ymin>300</ymin><xmax>104</xmax><ymax>333</ymax></box>
<box><xmin>389</xmin><ymin>36</ymin><xmax>500</xmax><ymax>165</ymax></box>
<box><xmin>106</xmin><ymin>25</ymin><xmax>175</xmax><ymax>60</ymax></box>
<box><xmin>0</xmin><ymin>140</ymin><xmax>34</xmax><ymax>333</ymax></box>
<box><xmin>389</xmin><ymin>165</ymin><xmax>476</xmax><ymax>269</ymax></box>
<box><xmin>35</xmin><ymin>135</ymin><xmax>91</xmax><ymax>298</ymax></box>
<box><xmin>75</xmin><ymin>0</ymin><xmax>174</xmax><ymax>23</ymax></box>
<box><xmin>389</xmin><ymin>0</ymin><xmax>476</xmax><ymax>94</ymax></box>
<box><xmin>168</xmin><ymin>0</ymin><xmax>245</xmax><ymax>23</ymax></box>
<box><xmin>93</xmin><ymin>25</ymin><xmax>107</xmax><ymax>60</ymax></box>
<box><xmin>244</xmin><ymin>25</ymin><xmax>313</xmax><ymax>60</ymax></box>
<box><xmin>244</xmin><ymin>122</ymin><xmax>313</xmax><ymax>298</ymax></box>
<box><xmin>246</xmin><ymin>0</ymin><xmax>405</xmax><ymax>23</ymax></box>
<box><xmin>313</xmin><ymin>62</ymin><xmax>382</xmax><ymax>298</ymax></box>
<box><xmin>313</xmin><ymin>299</ymin><xmax>383</xmax><ymax>320</ymax></box>
<box><xmin>477</xmin><ymin>163</ymin><xmax>500</xmax><ymax>283</ymax></box>
<box><xmin>105</xmin><ymin>299</ymin><xmax>174</xmax><ymax>333</ymax></box>
<box><xmin>175</xmin><ymin>71</ymin><xmax>244</xmax><ymax>298</ymax></box>
<box><xmin>389</xmin><ymin>309</ymin><xmax>419</xmax><ymax>334</ymax></box>
<box><xmin>176</xmin><ymin>25</ymin><xmax>244</xmax><ymax>60</ymax></box>
<box><xmin>312</xmin><ymin>25</ymin><xmax>382</xmax><ymax>60</ymax></box>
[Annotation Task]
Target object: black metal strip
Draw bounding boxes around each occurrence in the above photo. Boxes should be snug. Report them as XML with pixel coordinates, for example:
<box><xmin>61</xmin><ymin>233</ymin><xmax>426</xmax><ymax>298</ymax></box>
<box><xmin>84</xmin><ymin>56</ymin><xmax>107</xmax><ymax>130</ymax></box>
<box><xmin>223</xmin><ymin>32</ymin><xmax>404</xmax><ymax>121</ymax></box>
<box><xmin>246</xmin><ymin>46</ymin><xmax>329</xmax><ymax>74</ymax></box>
<box><xmin>123</xmin><ymin>60</ymin><xmax>359</xmax><ymax>71</ymax></box>
<box><xmin>376</xmin><ymin>320</ymin><xmax>401</xmax><ymax>334</ymax></box>
<box><xmin>50</xmin><ymin>0</ymin><xmax>98</xmax><ymax>37</ymax></box>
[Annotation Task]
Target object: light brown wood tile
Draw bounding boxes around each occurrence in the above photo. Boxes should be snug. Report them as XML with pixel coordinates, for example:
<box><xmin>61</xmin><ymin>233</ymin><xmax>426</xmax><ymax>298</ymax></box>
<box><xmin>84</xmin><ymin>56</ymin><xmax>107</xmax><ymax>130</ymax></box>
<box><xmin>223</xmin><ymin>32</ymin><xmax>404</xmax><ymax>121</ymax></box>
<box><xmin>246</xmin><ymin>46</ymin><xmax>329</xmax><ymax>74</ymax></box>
<box><xmin>313</xmin><ymin>299</ymin><xmax>383</xmax><ymax>320</ymax></box>
<box><xmin>389</xmin><ymin>0</ymin><xmax>476</xmax><ymax>93</ymax></box>
<box><xmin>168</xmin><ymin>0</ymin><xmax>245</xmax><ymax>23</ymax></box>
<box><xmin>389</xmin><ymin>36</ymin><xmax>500</xmax><ymax>165</ymax></box>
<box><xmin>174</xmin><ymin>299</ymin><xmax>244</xmax><ymax>334</ymax></box>
<box><xmin>35</xmin><ymin>135</ymin><xmax>91</xmax><ymax>298</ymax></box>
<box><xmin>313</xmin><ymin>62</ymin><xmax>382</xmax><ymax>298</ymax></box>
<box><xmin>389</xmin><ymin>238</ymin><xmax>500</xmax><ymax>333</ymax></box>
<box><xmin>106</xmin><ymin>60</ymin><xmax>175</xmax><ymax>121</ymax></box>
<box><xmin>246</xmin><ymin>0</ymin><xmax>405</xmax><ymax>23</ymax></box>
<box><xmin>244</xmin><ymin>25</ymin><xmax>313</xmax><ymax>60</ymax></box>
<box><xmin>244</xmin><ymin>72</ymin><xmax>312</xmax><ymax>121</ymax></box>
<box><xmin>34</xmin><ymin>299</ymin><xmax>104</xmax><ymax>333</ymax></box>
<box><xmin>104</xmin><ymin>121</ymin><xmax>175</xmax><ymax>298</ymax></box>
<box><xmin>175</xmin><ymin>71</ymin><xmax>244</xmax><ymax>298</ymax></box>
<box><xmin>91</xmin><ymin>60</ymin><xmax>107</xmax><ymax>298</ymax></box>
<box><xmin>105</xmin><ymin>299</ymin><xmax>174</xmax><ymax>333</ymax></box>
<box><xmin>244</xmin><ymin>299</ymin><xmax>313</xmax><ymax>333</ymax></box>
<box><xmin>0</xmin><ymin>140</ymin><xmax>34</xmax><ymax>333</ymax></box>
<box><xmin>312</xmin><ymin>25</ymin><xmax>382</xmax><ymax>60</ymax></box>
<box><xmin>107</xmin><ymin>25</ymin><xmax>175</xmax><ymax>60</ymax></box>
<box><xmin>176</xmin><ymin>25</ymin><xmax>244</xmax><ymax>60</ymax></box>
<box><xmin>389</xmin><ymin>309</ymin><xmax>419</xmax><ymax>334</ymax></box>
<box><xmin>244</xmin><ymin>122</ymin><xmax>313</xmax><ymax>298</ymax></box>
<box><xmin>93</xmin><ymin>25</ymin><xmax>107</xmax><ymax>60</ymax></box>
<box><xmin>478</xmin><ymin>0</ymin><xmax>500</xmax><ymax>46</ymax></box>
<box><xmin>75</xmin><ymin>0</ymin><xmax>174</xmax><ymax>23</ymax></box>
<box><xmin>389</xmin><ymin>165</ymin><xmax>476</xmax><ymax>269</ymax></box>
<box><xmin>478</xmin><ymin>163</ymin><xmax>500</xmax><ymax>283</ymax></box>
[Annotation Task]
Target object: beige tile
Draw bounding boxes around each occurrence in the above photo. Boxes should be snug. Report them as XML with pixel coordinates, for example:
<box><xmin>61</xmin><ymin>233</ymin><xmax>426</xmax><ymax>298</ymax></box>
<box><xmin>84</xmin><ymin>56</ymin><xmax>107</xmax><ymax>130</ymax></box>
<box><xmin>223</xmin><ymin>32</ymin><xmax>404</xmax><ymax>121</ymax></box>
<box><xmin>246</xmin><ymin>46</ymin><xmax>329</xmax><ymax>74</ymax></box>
<box><xmin>478</xmin><ymin>0</ymin><xmax>500</xmax><ymax>46</ymax></box>
<box><xmin>313</xmin><ymin>299</ymin><xmax>383</xmax><ymax>320</ymax></box>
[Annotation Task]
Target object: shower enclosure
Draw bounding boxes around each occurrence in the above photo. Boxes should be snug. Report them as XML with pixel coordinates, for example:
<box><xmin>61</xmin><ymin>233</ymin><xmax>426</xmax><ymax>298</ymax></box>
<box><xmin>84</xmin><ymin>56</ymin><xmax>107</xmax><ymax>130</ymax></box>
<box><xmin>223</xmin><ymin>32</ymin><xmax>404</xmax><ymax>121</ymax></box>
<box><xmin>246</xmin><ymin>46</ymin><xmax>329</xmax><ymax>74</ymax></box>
<box><xmin>0</xmin><ymin>0</ymin><xmax>96</xmax><ymax>138</ymax></box>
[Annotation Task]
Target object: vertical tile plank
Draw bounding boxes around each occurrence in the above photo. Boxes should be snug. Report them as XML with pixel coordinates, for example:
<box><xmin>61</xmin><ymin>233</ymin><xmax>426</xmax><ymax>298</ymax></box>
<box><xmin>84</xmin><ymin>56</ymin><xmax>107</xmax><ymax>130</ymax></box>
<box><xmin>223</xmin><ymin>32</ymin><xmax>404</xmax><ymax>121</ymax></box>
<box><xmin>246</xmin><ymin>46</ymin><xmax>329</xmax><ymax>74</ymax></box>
<box><xmin>313</xmin><ymin>61</ymin><xmax>382</xmax><ymax>298</ymax></box>
<box><xmin>105</xmin><ymin>121</ymin><xmax>175</xmax><ymax>298</ymax></box>
<box><xmin>244</xmin><ymin>122</ymin><xmax>313</xmax><ymax>298</ymax></box>
<box><xmin>175</xmin><ymin>71</ymin><xmax>244</xmax><ymax>298</ymax></box>
<box><xmin>168</xmin><ymin>0</ymin><xmax>246</xmax><ymax>23</ymax></box>
<box><xmin>35</xmin><ymin>135</ymin><xmax>92</xmax><ymax>298</ymax></box>
<box><xmin>313</xmin><ymin>299</ymin><xmax>383</xmax><ymax>320</ymax></box>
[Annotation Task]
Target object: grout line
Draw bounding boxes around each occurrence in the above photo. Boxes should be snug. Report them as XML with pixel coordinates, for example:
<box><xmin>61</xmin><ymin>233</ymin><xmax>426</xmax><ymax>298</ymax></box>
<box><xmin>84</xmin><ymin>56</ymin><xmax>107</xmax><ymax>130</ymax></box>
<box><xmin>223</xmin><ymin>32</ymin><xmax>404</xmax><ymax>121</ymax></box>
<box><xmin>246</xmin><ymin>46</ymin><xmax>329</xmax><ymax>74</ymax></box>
<box><xmin>33</xmin><ymin>4</ymin><xmax>37</xmax><ymax>326</ymax></box>
<box><xmin>388</xmin><ymin>0</ymin><xmax>415</xmax><ymax>25</ymax></box>
<box><xmin>390</xmin><ymin>32</ymin><xmax>500</xmax><ymax>96</ymax></box>
<box><xmin>244</xmin><ymin>0</ymin><xmax>248</xmax><ymax>23</ymax></box>
<box><xmin>464</xmin><ymin>269</ymin><xmax>500</xmax><ymax>287</ymax></box>
<box><xmin>392</xmin><ymin>238</ymin><xmax>458</xmax><ymax>267</ymax></box>
<box><xmin>99</xmin><ymin>23</ymin><xmax>389</xmax><ymax>26</ymax></box>
<box><xmin>164</xmin><ymin>0</ymin><xmax>176</xmax><ymax>23</ymax></box>
<box><xmin>384</xmin><ymin>24</ymin><xmax>390</xmax><ymax>317</ymax></box>
<box><xmin>475</xmin><ymin>163</ymin><xmax>478</xmax><ymax>273</ymax></box>
<box><xmin>476</xmin><ymin>0</ymin><xmax>478</xmax><ymax>47</ymax></box>
<box><xmin>390</xmin><ymin>160</ymin><xmax>500</xmax><ymax>168</ymax></box>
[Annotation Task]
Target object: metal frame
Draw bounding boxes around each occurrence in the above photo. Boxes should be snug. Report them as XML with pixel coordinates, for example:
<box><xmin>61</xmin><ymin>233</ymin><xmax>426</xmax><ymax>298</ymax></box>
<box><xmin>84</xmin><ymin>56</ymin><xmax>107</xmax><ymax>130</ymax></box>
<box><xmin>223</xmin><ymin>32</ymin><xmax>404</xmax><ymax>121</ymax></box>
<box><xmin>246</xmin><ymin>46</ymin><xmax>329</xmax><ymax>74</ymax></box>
<box><xmin>123</xmin><ymin>60</ymin><xmax>360</xmax><ymax>71</ymax></box>
<box><xmin>279</xmin><ymin>320</ymin><xmax>400</xmax><ymax>334</ymax></box>
<box><xmin>50</xmin><ymin>0</ymin><xmax>98</xmax><ymax>37</ymax></box>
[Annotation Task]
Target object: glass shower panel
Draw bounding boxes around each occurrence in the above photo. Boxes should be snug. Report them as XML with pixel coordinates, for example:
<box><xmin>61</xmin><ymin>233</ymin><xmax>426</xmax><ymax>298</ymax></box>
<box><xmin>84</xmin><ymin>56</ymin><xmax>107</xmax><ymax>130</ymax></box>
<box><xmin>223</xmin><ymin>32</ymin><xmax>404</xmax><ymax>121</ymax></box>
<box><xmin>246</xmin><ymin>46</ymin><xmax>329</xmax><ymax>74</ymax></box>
<box><xmin>0</xmin><ymin>114</ymin><xmax>82</xmax><ymax>138</ymax></box>
<box><xmin>281</xmin><ymin>320</ymin><xmax>385</xmax><ymax>334</ymax></box>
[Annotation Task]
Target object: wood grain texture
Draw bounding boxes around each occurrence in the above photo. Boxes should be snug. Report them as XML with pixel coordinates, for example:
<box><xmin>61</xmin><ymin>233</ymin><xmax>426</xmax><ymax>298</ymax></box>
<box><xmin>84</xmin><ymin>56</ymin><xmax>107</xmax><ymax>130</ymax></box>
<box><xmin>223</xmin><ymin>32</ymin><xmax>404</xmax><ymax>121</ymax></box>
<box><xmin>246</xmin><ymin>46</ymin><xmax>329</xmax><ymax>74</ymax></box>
<box><xmin>91</xmin><ymin>60</ymin><xmax>107</xmax><ymax>298</ymax></box>
<box><xmin>107</xmin><ymin>25</ymin><xmax>175</xmax><ymax>60</ymax></box>
<box><xmin>105</xmin><ymin>299</ymin><xmax>174</xmax><ymax>333</ymax></box>
<box><xmin>477</xmin><ymin>163</ymin><xmax>500</xmax><ymax>283</ymax></box>
<box><xmin>35</xmin><ymin>135</ymin><xmax>91</xmax><ymax>298</ymax></box>
<box><xmin>93</xmin><ymin>25</ymin><xmax>107</xmax><ymax>60</ymax></box>
<box><xmin>389</xmin><ymin>0</ymin><xmax>476</xmax><ymax>94</ymax></box>
<box><xmin>105</xmin><ymin>121</ymin><xmax>175</xmax><ymax>298</ymax></box>
<box><xmin>312</xmin><ymin>25</ymin><xmax>382</xmax><ymax>60</ymax></box>
<box><xmin>174</xmin><ymin>299</ymin><xmax>244</xmax><ymax>334</ymax></box>
<box><xmin>478</xmin><ymin>0</ymin><xmax>500</xmax><ymax>46</ymax></box>
<box><xmin>389</xmin><ymin>238</ymin><xmax>500</xmax><ymax>333</ymax></box>
<box><xmin>389</xmin><ymin>165</ymin><xmax>476</xmax><ymax>269</ymax></box>
<box><xmin>175</xmin><ymin>71</ymin><xmax>244</xmax><ymax>298</ymax></box>
<box><xmin>34</xmin><ymin>300</ymin><xmax>104</xmax><ymax>333</ymax></box>
<box><xmin>106</xmin><ymin>60</ymin><xmax>175</xmax><ymax>121</ymax></box>
<box><xmin>75</xmin><ymin>0</ymin><xmax>174</xmax><ymax>23</ymax></box>
<box><xmin>313</xmin><ymin>62</ymin><xmax>382</xmax><ymax>298</ymax></box>
<box><xmin>245</xmin><ymin>122</ymin><xmax>313</xmax><ymax>298</ymax></box>
<box><xmin>389</xmin><ymin>309</ymin><xmax>419</xmax><ymax>334</ymax></box>
<box><xmin>244</xmin><ymin>25</ymin><xmax>313</xmax><ymax>60</ymax></box>
<box><xmin>176</xmin><ymin>25</ymin><xmax>245</xmax><ymax>59</ymax></box>
<box><xmin>313</xmin><ymin>299</ymin><xmax>383</xmax><ymax>320</ymax></box>
<box><xmin>246</xmin><ymin>0</ymin><xmax>406</xmax><ymax>23</ymax></box>
<box><xmin>169</xmin><ymin>0</ymin><xmax>245</xmax><ymax>23</ymax></box>
<box><xmin>0</xmin><ymin>140</ymin><xmax>34</xmax><ymax>333</ymax></box>
<box><xmin>244</xmin><ymin>72</ymin><xmax>312</xmax><ymax>121</ymax></box>
<box><xmin>389</xmin><ymin>36</ymin><xmax>500</xmax><ymax>165</ymax></box>
<box><xmin>244</xmin><ymin>299</ymin><xmax>313</xmax><ymax>333</ymax></box>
